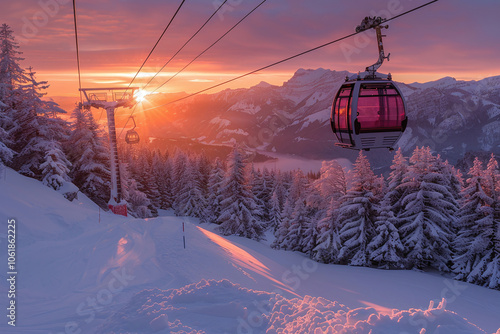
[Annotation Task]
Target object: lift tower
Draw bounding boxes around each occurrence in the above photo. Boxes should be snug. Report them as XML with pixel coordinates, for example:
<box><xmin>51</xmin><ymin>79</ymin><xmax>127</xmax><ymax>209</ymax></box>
<box><xmin>79</xmin><ymin>87</ymin><xmax>139</xmax><ymax>216</ymax></box>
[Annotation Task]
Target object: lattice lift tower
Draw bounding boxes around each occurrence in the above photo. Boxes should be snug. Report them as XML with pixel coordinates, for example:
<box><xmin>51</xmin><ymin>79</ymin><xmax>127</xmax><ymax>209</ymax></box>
<box><xmin>79</xmin><ymin>87</ymin><xmax>139</xmax><ymax>216</ymax></box>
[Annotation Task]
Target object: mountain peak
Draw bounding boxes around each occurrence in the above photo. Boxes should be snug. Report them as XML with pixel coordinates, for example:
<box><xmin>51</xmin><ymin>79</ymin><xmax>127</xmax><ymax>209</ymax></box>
<box><xmin>409</xmin><ymin>76</ymin><xmax>458</xmax><ymax>89</ymax></box>
<box><xmin>284</xmin><ymin>68</ymin><xmax>347</xmax><ymax>88</ymax></box>
<box><xmin>252</xmin><ymin>81</ymin><xmax>273</xmax><ymax>89</ymax></box>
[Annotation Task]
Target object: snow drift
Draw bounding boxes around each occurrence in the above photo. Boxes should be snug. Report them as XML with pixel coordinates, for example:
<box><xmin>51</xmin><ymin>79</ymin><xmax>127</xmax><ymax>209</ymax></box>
<box><xmin>97</xmin><ymin>279</ymin><xmax>486</xmax><ymax>334</ymax></box>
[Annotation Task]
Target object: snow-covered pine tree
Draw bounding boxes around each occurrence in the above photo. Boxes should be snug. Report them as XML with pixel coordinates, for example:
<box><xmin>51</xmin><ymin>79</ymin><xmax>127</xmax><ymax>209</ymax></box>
<box><xmin>483</xmin><ymin>255</ymin><xmax>500</xmax><ymax>290</ymax></box>
<box><xmin>283</xmin><ymin>198</ymin><xmax>310</xmax><ymax>252</ymax></box>
<box><xmin>440</xmin><ymin>159</ymin><xmax>463</xmax><ymax>203</ymax></box>
<box><xmin>313</xmin><ymin>198</ymin><xmax>341</xmax><ymax>264</ymax></box>
<box><xmin>196</xmin><ymin>153</ymin><xmax>211</xmax><ymax>207</ymax></box>
<box><xmin>206</xmin><ymin>157</ymin><xmax>225</xmax><ymax>224</ymax></box>
<box><xmin>151</xmin><ymin>150</ymin><xmax>173</xmax><ymax>210</ymax></box>
<box><xmin>301</xmin><ymin>208</ymin><xmax>318</xmax><ymax>256</ymax></box>
<box><xmin>250</xmin><ymin>167</ymin><xmax>271</xmax><ymax>224</ymax></box>
<box><xmin>397</xmin><ymin>147</ymin><xmax>457</xmax><ymax>271</ymax></box>
<box><xmin>11</xmin><ymin>67</ymin><xmax>69</xmax><ymax>180</ymax></box>
<box><xmin>367</xmin><ymin>198</ymin><xmax>404</xmax><ymax>269</ymax></box>
<box><xmin>270</xmin><ymin>170</ymin><xmax>287</xmax><ymax>230</ymax></box>
<box><xmin>0</xmin><ymin>25</ymin><xmax>23</xmax><ymax>168</ymax></box>
<box><xmin>171</xmin><ymin>149</ymin><xmax>188</xmax><ymax>212</ymax></box>
<box><xmin>67</xmin><ymin>107</ymin><xmax>110</xmax><ymax>207</ymax></box>
<box><xmin>313</xmin><ymin>160</ymin><xmax>347</xmax><ymax>205</ymax></box>
<box><xmin>467</xmin><ymin>154</ymin><xmax>500</xmax><ymax>289</ymax></box>
<box><xmin>259</xmin><ymin>167</ymin><xmax>274</xmax><ymax>224</ymax></box>
<box><xmin>0</xmin><ymin>115</ymin><xmax>13</xmax><ymax>170</ymax></box>
<box><xmin>40</xmin><ymin>140</ymin><xmax>71</xmax><ymax>190</ymax></box>
<box><xmin>134</xmin><ymin>148</ymin><xmax>160</xmax><ymax>216</ymax></box>
<box><xmin>453</xmin><ymin>157</ymin><xmax>493</xmax><ymax>281</ymax></box>
<box><xmin>309</xmin><ymin>160</ymin><xmax>347</xmax><ymax>239</ymax></box>
<box><xmin>175</xmin><ymin>154</ymin><xmax>207</xmax><ymax>219</ymax></box>
<box><xmin>386</xmin><ymin>148</ymin><xmax>409</xmax><ymax>213</ymax></box>
<box><xmin>269</xmin><ymin>189</ymin><xmax>282</xmax><ymax>233</ymax></box>
<box><xmin>218</xmin><ymin>145</ymin><xmax>263</xmax><ymax>240</ymax></box>
<box><xmin>127</xmin><ymin>179</ymin><xmax>152</xmax><ymax>218</ymax></box>
<box><xmin>0</xmin><ymin>24</ymin><xmax>28</xmax><ymax>108</ymax></box>
<box><xmin>336</xmin><ymin>151</ymin><xmax>379</xmax><ymax>266</ymax></box>
<box><xmin>272</xmin><ymin>197</ymin><xmax>294</xmax><ymax>249</ymax></box>
<box><xmin>288</xmin><ymin>169</ymin><xmax>308</xmax><ymax>205</ymax></box>
<box><xmin>121</xmin><ymin>162</ymin><xmax>152</xmax><ymax>218</ymax></box>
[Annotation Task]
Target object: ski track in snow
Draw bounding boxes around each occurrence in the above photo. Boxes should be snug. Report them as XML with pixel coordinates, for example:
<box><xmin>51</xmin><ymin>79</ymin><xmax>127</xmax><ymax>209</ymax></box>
<box><xmin>0</xmin><ymin>168</ymin><xmax>499</xmax><ymax>333</ymax></box>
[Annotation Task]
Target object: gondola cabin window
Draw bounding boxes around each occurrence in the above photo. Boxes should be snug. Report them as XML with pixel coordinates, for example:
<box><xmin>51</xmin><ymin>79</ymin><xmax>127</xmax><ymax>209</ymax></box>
<box><xmin>335</xmin><ymin>85</ymin><xmax>352</xmax><ymax>132</ymax></box>
<box><xmin>357</xmin><ymin>83</ymin><xmax>405</xmax><ymax>132</ymax></box>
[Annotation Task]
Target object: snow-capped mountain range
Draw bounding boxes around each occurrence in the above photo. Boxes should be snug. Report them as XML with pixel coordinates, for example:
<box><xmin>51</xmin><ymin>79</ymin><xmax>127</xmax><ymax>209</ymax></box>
<box><xmin>148</xmin><ymin>68</ymin><xmax>500</xmax><ymax>165</ymax></box>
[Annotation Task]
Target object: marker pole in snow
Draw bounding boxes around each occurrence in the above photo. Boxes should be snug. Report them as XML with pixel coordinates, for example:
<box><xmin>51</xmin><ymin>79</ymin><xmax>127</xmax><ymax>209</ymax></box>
<box><xmin>183</xmin><ymin>222</ymin><xmax>186</xmax><ymax>249</ymax></box>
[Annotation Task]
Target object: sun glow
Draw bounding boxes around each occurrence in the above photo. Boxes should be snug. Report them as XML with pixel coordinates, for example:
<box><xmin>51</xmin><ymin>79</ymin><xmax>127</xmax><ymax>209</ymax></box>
<box><xmin>134</xmin><ymin>89</ymin><xmax>150</xmax><ymax>103</ymax></box>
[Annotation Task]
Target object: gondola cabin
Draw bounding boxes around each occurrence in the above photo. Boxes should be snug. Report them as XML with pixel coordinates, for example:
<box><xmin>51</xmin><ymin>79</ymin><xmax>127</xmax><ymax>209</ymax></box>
<box><xmin>125</xmin><ymin>115</ymin><xmax>140</xmax><ymax>144</ymax></box>
<box><xmin>125</xmin><ymin>129</ymin><xmax>140</xmax><ymax>144</ymax></box>
<box><xmin>331</xmin><ymin>74</ymin><xmax>407</xmax><ymax>150</ymax></box>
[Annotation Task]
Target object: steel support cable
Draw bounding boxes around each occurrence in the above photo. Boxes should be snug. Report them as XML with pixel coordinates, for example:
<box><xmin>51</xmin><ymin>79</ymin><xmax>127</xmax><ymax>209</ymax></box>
<box><xmin>142</xmin><ymin>31</ymin><xmax>359</xmax><ymax>111</ymax></box>
<box><xmin>142</xmin><ymin>0</ymin><xmax>230</xmax><ymax>91</ymax></box>
<box><xmin>148</xmin><ymin>0</ymin><xmax>268</xmax><ymax>94</ymax></box>
<box><xmin>121</xmin><ymin>0</ymin><xmax>187</xmax><ymax>99</ymax></box>
<box><xmin>72</xmin><ymin>0</ymin><xmax>83</xmax><ymax>105</ymax></box>
<box><xmin>141</xmin><ymin>0</ymin><xmax>439</xmax><ymax>112</ymax></box>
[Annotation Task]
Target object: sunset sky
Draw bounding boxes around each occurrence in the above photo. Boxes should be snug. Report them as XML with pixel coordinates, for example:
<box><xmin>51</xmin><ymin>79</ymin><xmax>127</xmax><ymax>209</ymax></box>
<box><xmin>1</xmin><ymin>0</ymin><xmax>499</xmax><ymax>100</ymax></box>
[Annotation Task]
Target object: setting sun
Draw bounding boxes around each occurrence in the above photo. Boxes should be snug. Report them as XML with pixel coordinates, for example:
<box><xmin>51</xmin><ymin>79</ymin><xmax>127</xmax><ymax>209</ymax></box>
<box><xmin>134</xmin><ymin>89</ymin><xmax>150</xmax><ymax>103</ymax></box>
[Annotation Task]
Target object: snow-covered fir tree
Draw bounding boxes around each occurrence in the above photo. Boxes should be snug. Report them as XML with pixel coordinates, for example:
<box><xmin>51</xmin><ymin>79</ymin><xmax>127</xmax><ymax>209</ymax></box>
<box><xmin>308</xmin><ymin>160</ymin><xmax>347</xmax><ymax>245</ymax></box>
<box><xmin>269</xmin><ymin>189</ymin><xmax>282</xmax><ymax>233</ymax></box>
<box><xmin>121</xmin><ymin>162</ymin><xmax>152</xmax><ymax>218</ymax></box>
<box><xmin>313</xmin><ymin>160</ymin><xmax>347</xmax><ymax>206</ymax></box>
<box><xmin>218</xmin><ymin>145</ymin><xmax>263</xmax><ymax>240</ymax></box>
<box><xmin>206</xmin><ymin>157</ymin><xmax>225</xmax><ymax>224</ymax></box>
<box><xmin>40</xmin><ymin>140</ymin><xmax>71</xmax><ymax>190</ymax></box>
<box><xmin>251</xmin><ymin>167</ymin><xmax>274</xmax><ymax>224</ymax></box>
<box><xmin>175</xmin><ymin>154</ymin><xmax>207</xmax><ymax>219</ymax></box>
<box><xmin>288</xmin><ymin>169</ymin><xmax>308</xmax><ymax>205</ymax></box>
<box><xmin>270</xmin><ymin>170</ymin><xmax>287</xmax><ymax>231</ymax></box>
<box><xmin>171</xmin><ymin>149</ymin><xmax>189</xmax><ymax>212</ymax></box>
<box><xmin>367</xmin><ymin>198</ymin><xmax>404</xmax><ymax>269</ymax></box>
<box><xmin>250</xmin><ymin>167</ymin><xmax>267</xmax><ymax>223</ymax></box>
<box><xmin>313</xmin><ymin>198</ymin><xmax>341</xmax><ymax>264</ymax></box>
<box><xmin>0</xmin><ymin>116</ymin><xmax>13</xmax><ymax>170</ymax></box>
<box><xmin>336</xmin><ymin>151</ymin><xmax>380</xmax><ymax>266</ymax></box>
<box><xmin>283</xmin><ymin>198</ymin><xmax>310</xmax><ymax>252</ymax></box>
<box><xmin>0</xmin><ymin>24</ymin><xmax>28</xmax><ymax>108</ymax></box>
<box><xmin>151</xmin><ymin>150</ymin><xmax>174</xmax><ymax>210</ymax></box>
<box><xmin>385</xmin><ymin>148</ymin><xmax>408</xmax><ymax>215</ymax></box>
<box><xmin>11</xmin><ymin>67</ymin><xmax>69</xmax><ymax>181</ymax></box>
<box><xmin>453</xmin><ymin>157</ymin><xmax>493</xmax><ymax>281</ymax></box>
<box><xmin>67</xmin><ymin>107</ymin><xmax>110</xmax><ymax>207</ymax></box>
<box><xmin>466</xmin><ymin>154</ymin><xmax>500</xmax><ymax>289</ymax></box>
<box><xmin>301</xmin><ymin>208</ymin><xmax>318</xmax><ymax>256</ymax></box>
<box><xmin>196</xmin><ymin>153</ymin><xmax>211</xmax><ymax>210</ymax></box>
<box><xmin>272</xmin><ymin>198</ymin><xmax>294</xmax><ymax>249</ymax></box>
<box><xmin>0</xmin><ymin>24</ymin><xmax>24</xmax><ymax>169</ymax></box>
<box><xmin>127</xmin><ymin>179</ymin><xmax>152</xmax><ymax>218</ymax></box>
<box><xmin>134</xmin><ymin>148</ymin><xmax>160</xmax><ymax>216</ymax></box>
<box><xmin>397</xmin><ymin>147</ymin><xmax>457</xmax><ymax>271</ymax></box>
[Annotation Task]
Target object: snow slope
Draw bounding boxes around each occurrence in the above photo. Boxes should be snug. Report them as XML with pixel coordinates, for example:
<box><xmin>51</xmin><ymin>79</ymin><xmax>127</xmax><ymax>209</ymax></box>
<box><xmin>0</xmin><ymin>169</ymin><xmax>499</xmax><ymax>333</ymax></box>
